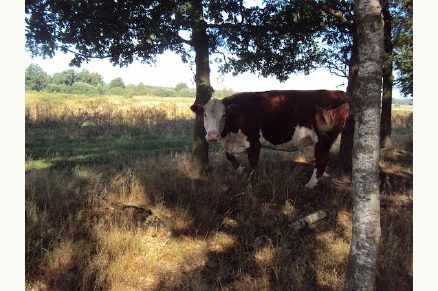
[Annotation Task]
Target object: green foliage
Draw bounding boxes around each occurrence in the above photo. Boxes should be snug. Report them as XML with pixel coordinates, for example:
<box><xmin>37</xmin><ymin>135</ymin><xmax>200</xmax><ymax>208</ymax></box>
<box><xmin>77</xmin><ymin>70</ymin><xmax>105</xmax><ymax>86</ymax></box>
<box><xmin>213</xmin><ymin>87</ymin><xmax>235</xmax><ymax>99</ymax></box>
<box><xmin>150</xmin><ymin>87</ymin><xmax>176</xmax><ymax>97</ymax></box>
<box><xmin>109</xmin><ymin>77</ymin><xmax>125</xmax><ymax>89</ymax></box>
<box><xmin>24</xmin><ymin>65</ymin><xmax>197</xmax><ymax>97</ymax></box>
<box><xmin>175</xmin><ymin>82</ymin><xmax>195</xmax><ymax>97</ymax></box>
<box><xmin>136</xmin><ymin>82</ymin><xmax>148</xmax><ymax>95</ymax></box>
<box><xmin>52</xmin><ymin>69</ymin><xmax>78</xmax><ymax>86</ymax></box>
<box><xmin>70</xmin><ymin>82</ymin><xmax>99</xmax><ymax>95</ymax></box>
<box><xmin>108</xmin><ymin>87</ymin><xmax>126</xmax><ymax>96</ymax></box>
<box><xmin>46</xmin><ymin>83</ymin><xmax>63</xmax><ymax>93</ymax></box>
<box><xmin>24</xmin><ymin>1</ymin><xmax>254</xmax><ymax>82</ymax></box>
<box><xmin>25</xmin><ymin>64</ymin><xmax>49</xmax><ymax>91</ymax></box>
<box><xmin>175</xmin><ymin>88</ymin><xmax>195</xmax><ymax>98</ymax></box>
<box><xmin>96</xmin><ymin>84</ymin><xmax>105</xmax><ymax>95</ymax></box>
<box><xmin>392</xmin><ymin>0</ymin><xmax>413</xmax><ymax>97</ymax></box>
<box><xmin>220</xmin><ymin>1</ymin><xmax>332</xmax><ymax>81</ymax></box>
<box><xmin>175</xmin><ymin>82</ymin><xmax>189</xmax><ymax>91</ymax></box>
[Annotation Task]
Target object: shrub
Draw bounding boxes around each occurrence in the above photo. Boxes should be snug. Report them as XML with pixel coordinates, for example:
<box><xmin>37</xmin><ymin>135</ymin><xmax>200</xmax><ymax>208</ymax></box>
<box><xmin>70</xmin><ymin>82</ymin><xmax>99</xmax><ymax>95</ymax></box>
<box><xmin>175</xmin><ymin>88</ymin><xmax>195</xmax><ymax>98</ymax></box>
<box><xmin>46</xmin><ymin>83</ymin><xmax>63</xmax><ymax>93</ymax></box>
<box><xmin>150</xmin><ymin>87</ymin><xmax>176</xmax><ymax>97</ymax></box>
<box><xmin>108</xmin><ymin>87</ymin><xmax>126</xmax><ymax>96</ymax></box>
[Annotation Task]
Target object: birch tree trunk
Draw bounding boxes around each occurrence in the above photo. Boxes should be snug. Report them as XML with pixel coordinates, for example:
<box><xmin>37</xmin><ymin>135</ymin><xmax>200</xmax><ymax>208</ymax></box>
<box><xmin>344</xmin><ymin>0</ymin><xmax>384</xmax><ymax>290</ymax></box>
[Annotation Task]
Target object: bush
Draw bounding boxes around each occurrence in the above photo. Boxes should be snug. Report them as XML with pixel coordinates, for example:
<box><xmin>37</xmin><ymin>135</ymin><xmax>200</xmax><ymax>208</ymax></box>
<box><xmin>109</xmin><ymin>77</ymin><xmax>125</xmax><ymax>88</ymax></box>
<box><xmin>175</xmin><ymin>88</ymin><xmax>195</xmax><ymax>98</ymax></box>
<box><xmin>70</xmin><ymin>82</ymin><xmax>99</xmax><ymax>95</ymax></box>
<box><xmin>46</xmin><ymin>83</ymin><xmax>63</xmax><ymax>93</ymax></box>
<box><xmin>175</xmin><ymin>82</ymin><xmax>189</xmax><ymax>91</ymax></box>
<box><xmin>150</xmin><ymin>87</ymin><xmax>176</xmax><ymax>97</ymax></box>
<box><xmin>108</xmin><ymin>87</ymin><xmax>126</xmax><ymax>96</ymax></box>
<box><xmin>213</xmin><ymin>88</ymin><xmax>236</xmax><ymax>99</ymax></box>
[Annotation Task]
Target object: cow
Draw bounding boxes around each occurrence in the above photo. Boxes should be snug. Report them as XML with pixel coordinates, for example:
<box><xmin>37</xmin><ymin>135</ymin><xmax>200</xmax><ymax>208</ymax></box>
<box><xmin>190</xmin><ymin>90</ymin><xmax>349</xmax><ymax>189</ymax></box>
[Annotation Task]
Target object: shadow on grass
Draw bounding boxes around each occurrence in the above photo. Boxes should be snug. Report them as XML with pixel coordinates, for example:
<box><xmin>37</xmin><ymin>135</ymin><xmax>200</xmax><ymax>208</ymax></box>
<box><xmin>26</xmin><ymin>168</ymin><xmax>109</xmax><ymax>290</ymax></box>
<box><xmin>25</xmin><ymin>120</ymin><xmax>413</xmax><ymax>290</ymax></box>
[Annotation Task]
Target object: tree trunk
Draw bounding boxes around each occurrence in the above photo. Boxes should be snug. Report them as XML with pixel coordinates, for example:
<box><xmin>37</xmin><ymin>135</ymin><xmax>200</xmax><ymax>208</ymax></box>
<box><xmin>333</xmin><ymin>31</ymin><xmax>358</xmax><ymax>182</ymax></box>
<box><xmin>380</xmin><ymin>0</ymin><xmax>393</xmax><ymax>148</ymax></box>
<box><xmin>344</xmin><ymin>0</ymin><xmax>384</xmax><ymax>290</ymax></box>
<box><xmin>190</xmin><ymin>0</ymin><xmax>214</xmax><ymax>171</ymax></box>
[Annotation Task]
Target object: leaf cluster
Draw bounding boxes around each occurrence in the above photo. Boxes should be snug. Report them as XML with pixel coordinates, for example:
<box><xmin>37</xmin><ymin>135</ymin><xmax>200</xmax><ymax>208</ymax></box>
<box><xmin>391</xmin><ymin>0</ymin><xmax>413</xmax><ymax>96</ymax></box>
<box><xmin>25</xmin><ymin>0</ymin><xmax>189</xmax><ymax>67</ymax></box>
<box><xmin>26</xmin><ymin>0</ymin><xmax>411</xmax><ymax>94</ymax></box>
<box><xmin>219</xmin><ymin>0</ymin><xmax>355</xmax><ymax>81</ymax></box>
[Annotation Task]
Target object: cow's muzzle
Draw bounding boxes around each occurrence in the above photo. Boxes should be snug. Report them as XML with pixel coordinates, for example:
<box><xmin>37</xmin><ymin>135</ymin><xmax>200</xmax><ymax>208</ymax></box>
<box><xmin>206</xmin><ymin>131</ymin><xmax>221</xmax><ymax>142</ymax></box>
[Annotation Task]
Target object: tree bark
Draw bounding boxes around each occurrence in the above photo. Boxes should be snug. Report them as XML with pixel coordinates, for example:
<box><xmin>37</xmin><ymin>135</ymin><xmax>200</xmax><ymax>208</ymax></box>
<box><xmin>380</xmin><ymin>0</ymin><xmax>393</xmax><ymax>148</ymax></box>
<box><xmin>344</xmin><ymin>1</ymin><xmax>384</xmax><ymax>290</ymax></box>
<box><xmin>288</xmin><ymin>208</ymin><xmax>335</xmax><ymax>232</ymax></box>
<box><xmin>190</xmin><ymin>1</ymin><xmax>214</xmax><ymax>170</ymax></box>
<box><xmin>333</xmin><ymin>31</ymin><xmax>358</xmax><ymax>182</ymax></box>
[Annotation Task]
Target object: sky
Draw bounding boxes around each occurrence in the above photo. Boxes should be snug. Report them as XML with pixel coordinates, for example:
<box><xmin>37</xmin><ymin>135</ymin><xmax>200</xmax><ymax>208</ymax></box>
<box><xmin>25</xmin><ymin>49</ymin><xmax>351</xmax><ymax>93</ymax></box>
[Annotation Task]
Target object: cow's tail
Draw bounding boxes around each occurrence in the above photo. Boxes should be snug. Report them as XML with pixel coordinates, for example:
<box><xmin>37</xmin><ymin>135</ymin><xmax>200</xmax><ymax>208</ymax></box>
<box><xmin>315</xmin><ymin>100</ymin><xmax>350</xmax><ymax>135</ymax></box>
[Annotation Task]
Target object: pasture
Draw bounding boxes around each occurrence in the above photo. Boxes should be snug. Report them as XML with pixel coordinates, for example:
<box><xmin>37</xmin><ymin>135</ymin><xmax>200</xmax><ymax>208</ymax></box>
<box><xmin>25</xmin><ymin>92</ymin><xmax>413</xmax><ymax>290</ymax></box>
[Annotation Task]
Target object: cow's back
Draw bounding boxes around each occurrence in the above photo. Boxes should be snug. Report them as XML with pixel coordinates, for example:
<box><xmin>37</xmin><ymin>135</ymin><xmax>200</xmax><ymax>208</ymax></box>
<box><xmin>222</xmin><ymin>90</ymin><xmax>348</xmax><ymax>144</ymax></box>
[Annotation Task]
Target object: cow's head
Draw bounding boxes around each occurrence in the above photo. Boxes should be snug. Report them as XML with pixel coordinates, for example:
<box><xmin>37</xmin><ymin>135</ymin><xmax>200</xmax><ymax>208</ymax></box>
<box><xmin>190</xmin><ymin>99</ymin><xmax>239</xmax><ymax>142</ymax></box>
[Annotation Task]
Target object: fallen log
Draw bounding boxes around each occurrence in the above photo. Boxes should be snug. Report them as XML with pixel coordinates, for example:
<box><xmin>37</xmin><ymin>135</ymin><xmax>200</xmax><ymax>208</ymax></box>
<box><xmin>289</xmin><ymin>208</ymin><xmax>335</xmax><ymax>232</ymax></box>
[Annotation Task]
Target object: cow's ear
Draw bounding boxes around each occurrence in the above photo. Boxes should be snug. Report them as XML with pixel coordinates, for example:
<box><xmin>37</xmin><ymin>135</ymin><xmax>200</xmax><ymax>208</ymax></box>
<box><xmin>226</xmin><ymin>104</ymin><xmax>240</xmax><ymax>116</ymax></box>
<box><xmin>190</xmin><ymin>104</ymin><xmax>204</xmax><ymax>115</ymax></box>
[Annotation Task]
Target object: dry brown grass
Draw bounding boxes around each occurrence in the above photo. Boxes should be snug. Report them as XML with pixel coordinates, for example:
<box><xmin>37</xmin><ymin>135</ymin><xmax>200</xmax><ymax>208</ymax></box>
<box><xmin>25</xmin><ymin>93</ymin><xmax>413</xmax><ymax>290</ymax></box>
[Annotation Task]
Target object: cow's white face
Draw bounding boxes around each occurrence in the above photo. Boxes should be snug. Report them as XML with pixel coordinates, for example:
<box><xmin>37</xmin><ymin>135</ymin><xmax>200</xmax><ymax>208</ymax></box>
<box><xmin>191</xmin><ymin>99</ymin><xmax>226</xmax><ymax>142</ymax></box>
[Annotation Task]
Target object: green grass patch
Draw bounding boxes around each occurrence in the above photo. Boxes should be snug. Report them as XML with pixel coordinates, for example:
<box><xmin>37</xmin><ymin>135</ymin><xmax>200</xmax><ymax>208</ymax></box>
<box><xmin>25</xmin><ymin>159</ymin><xmax>53</xmax><ymax>171</ymax></box>
<box><xmin>26</xmin><ymin>136</ymin><xmax>193</xmax><ymax>170</ymax></box>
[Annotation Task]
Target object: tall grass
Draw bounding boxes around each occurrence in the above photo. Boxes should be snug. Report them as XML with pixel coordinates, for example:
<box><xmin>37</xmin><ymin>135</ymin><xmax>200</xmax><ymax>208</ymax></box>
<box><xmin>25</xmin><ymin>93</ymin><xmax>413</xmax><ymax>290</ymax></box>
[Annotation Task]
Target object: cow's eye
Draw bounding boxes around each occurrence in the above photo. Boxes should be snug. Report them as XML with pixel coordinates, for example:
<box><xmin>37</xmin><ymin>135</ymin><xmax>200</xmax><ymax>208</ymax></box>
<box><xmin>204</xmin><ymin>113</ymin><xmax>207</xmax><ymax>118</ymax></box>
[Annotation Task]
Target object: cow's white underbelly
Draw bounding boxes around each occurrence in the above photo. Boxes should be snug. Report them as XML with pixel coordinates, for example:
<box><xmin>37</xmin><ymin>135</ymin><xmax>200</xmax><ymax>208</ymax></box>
<box><xmin>259</xmin><ymin>126</ymin><xmax>318</xmax><ymax>152</ymax></box>
<box><xmin>221</xmin><ymin>126</ymin><xmax>318</xmax><ymax>155</ymax></box>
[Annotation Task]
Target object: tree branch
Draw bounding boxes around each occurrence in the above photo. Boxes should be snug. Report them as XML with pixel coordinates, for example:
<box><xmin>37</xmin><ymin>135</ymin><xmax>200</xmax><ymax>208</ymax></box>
<box><xmin>65</xmin><ymin>48</ymin><xmax>111</xmax><ymax>60</ymax></box>
<box><xmin>289</xmin><ymin>208</ymin><xmax>335</xmax><ymax>232</ymax></box>
<box><xmin>302</xmin><ymin>0</ymin><xmax>353</xmax><ymax>30</ymax></box>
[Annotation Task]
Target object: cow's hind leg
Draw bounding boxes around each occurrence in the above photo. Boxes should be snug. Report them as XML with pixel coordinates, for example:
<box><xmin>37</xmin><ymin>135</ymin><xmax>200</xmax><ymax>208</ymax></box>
<box><xmin>305</xmin><ymin>139</ymin><xmax>333</xmax><ymax>189</ymax></box>
<box><xmin>225</xmin><ymin>152</ymin><xmax>246</xmax><ymax>176</ymax></box>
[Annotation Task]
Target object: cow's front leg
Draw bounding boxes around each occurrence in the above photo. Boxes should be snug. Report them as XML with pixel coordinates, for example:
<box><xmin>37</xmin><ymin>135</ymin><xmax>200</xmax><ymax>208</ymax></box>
<box><xmin>246</xmin><ymin>142</ymin><xmax>261</xmax><ymax>186</ymax></box>
<box><xmin>225</xmin><ymin>152</ymin><xmax>246</xmax><ymax>176</ymax></box>
<box><xmin>305</xmin><ymin>139</ymin><xmax>332</xmax><ymax>189</ymax></box>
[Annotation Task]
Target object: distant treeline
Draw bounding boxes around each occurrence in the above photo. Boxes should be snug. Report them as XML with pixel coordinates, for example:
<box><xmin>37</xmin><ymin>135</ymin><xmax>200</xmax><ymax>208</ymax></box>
<box><xmin>392</xmin><ymin>98</ymin><xmax>413</xmax><ymax>106</ymax></box>
<box><xmin>25</xmin><ymin>63</ymin><xmax>235</xmax><ymax>99</ymax></box>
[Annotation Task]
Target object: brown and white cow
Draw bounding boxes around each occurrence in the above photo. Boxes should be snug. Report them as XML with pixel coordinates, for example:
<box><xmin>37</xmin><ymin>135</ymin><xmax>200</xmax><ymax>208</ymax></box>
<box><xmin>190</xmin><ymin>90</ymin><xmax>349</xmax><ymax>189</ymax></box>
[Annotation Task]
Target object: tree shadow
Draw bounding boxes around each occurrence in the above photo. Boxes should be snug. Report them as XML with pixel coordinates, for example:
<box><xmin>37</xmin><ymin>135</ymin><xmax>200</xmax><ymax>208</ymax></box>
<box><xmin>25</xmin><ymin>116</ymin><xmax>413</xmax><ymax>290</ymax></box>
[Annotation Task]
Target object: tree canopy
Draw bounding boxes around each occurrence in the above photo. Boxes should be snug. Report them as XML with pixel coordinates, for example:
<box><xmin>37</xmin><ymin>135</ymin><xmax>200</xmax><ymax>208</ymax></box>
<box><xmin>25</xmin><ymin>63</ymin><xmax>49</xmax><ymax>91</ymax></box>
<box><xmin>26</xmin><ymin>1</ymin><xmax>247</xmax><ymax>71</ymax></box>
<box><xmin>392</xmin><ymin>0</ymin><xmax>413</xmax><ymax>97</ymax></box>
<box><xmin>220</xmin><ymin>0</ymin><xmax>354</xmax><ymax>82</ymax></box>
<box><xmin>26</xmin><ymin>0</ymin><xmax>412</xmax><ymax>96</ymax></box>
<box><xmin>109</xmin><ymin>77</ymin><xmax>125</xmax><ymax>89</ymax></box>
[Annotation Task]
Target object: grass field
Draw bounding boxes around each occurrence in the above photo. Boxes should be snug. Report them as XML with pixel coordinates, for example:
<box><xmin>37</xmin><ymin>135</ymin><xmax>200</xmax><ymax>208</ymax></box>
<box><xmin>25</xmin><ymin>92</ymin><xmax>413</xmax><ymax>290</ymax></box>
